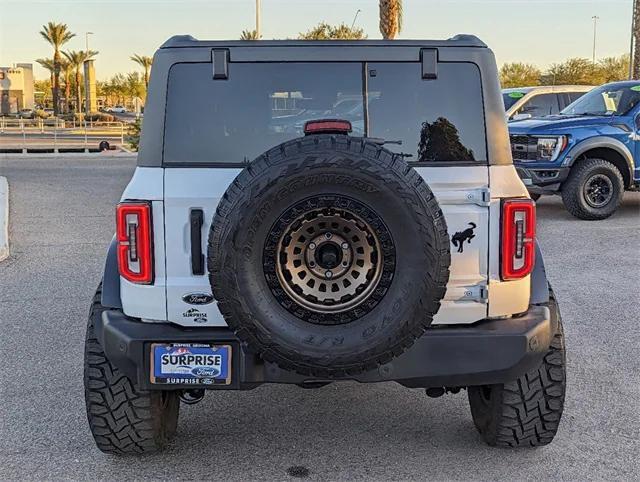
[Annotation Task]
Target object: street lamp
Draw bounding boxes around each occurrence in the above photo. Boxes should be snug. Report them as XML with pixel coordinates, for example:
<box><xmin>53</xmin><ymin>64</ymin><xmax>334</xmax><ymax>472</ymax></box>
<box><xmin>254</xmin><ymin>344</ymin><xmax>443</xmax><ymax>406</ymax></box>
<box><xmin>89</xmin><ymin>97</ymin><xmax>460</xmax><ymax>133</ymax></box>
<box><xmin>255</xmin><ymin>0</ymin><xmax>261</xmax><ymax>39</ymax></box>
<box><xmin>351</xmin><ymin>9</ymin><xmax>362</xmax><ymax>30</ymax></box>
<box><xmin>592</xmin><ymin>16</ymin><xmax>599</xmax><ymax>64</ymax></box>
<box><xmin>85</xmin><ymin>31</ymin><xmax>94</xmax><ymax>54</ymax></box>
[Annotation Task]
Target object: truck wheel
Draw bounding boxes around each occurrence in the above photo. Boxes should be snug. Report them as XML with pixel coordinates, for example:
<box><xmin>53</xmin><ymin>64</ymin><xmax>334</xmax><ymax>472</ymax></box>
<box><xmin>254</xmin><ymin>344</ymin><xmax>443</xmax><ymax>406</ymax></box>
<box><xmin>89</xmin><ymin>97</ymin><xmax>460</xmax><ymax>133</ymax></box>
<box><xmin>84</xmin><ymin>286</ymin><xmax>180</xmax><ymax>454</ymax></box>
<box><xmin>209</xmin><ymin>135</ymin><xmax>450</xmax><ymax>377</ymax></box>
<box><xmin>561</xmin><ymin>158</ymin><xmax>624</xmax><ymax>220</ymax></box>
<box><xmin>467</xmin><ymin>290</ymin><xmax>566</xmax><ymax>447</ymax></box>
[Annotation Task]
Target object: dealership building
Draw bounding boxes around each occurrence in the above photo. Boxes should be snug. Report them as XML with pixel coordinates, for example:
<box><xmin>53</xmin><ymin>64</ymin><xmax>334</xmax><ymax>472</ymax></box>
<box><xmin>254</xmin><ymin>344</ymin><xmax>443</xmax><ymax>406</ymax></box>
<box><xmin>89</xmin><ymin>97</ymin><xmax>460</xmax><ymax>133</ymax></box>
<box><xmin>0</xmin><ymin>64</ymin><xmax>35</xmax><ymax>114</ymax></box>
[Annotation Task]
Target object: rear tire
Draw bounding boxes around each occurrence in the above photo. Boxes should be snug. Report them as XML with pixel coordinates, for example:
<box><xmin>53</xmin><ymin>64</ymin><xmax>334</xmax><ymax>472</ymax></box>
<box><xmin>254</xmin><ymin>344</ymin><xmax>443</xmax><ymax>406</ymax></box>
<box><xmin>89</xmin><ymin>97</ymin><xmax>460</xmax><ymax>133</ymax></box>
<box><xmin>84</xmin><ymin>286</ymin><xmax>180</xmax><ymax>454</ymax></box>
<box><xmin>468</xmin><ymin>290</ymin><xmax>566</xmax><ymax>447</ymax></box>
<box><xmin>561</xmin><ymin>158</ymin><xmax>624</xmax><ymax>220</ymax></box>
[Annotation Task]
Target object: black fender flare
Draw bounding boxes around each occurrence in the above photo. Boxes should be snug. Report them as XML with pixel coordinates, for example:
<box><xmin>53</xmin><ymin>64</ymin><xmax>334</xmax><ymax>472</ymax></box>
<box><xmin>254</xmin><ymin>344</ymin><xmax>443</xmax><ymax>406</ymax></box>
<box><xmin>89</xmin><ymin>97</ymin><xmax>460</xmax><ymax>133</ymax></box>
<box><xmin>530</xmin><ymin>239</ymin><xmax>549</xmax><ymax>305</ymax></box>
<box><xmin>564</xmin><ymin>136</ymin><xmax>634</xmax><ymax>186</ymax></box>
<box><xmin>101</xmin><ymin>235</ymin><xmax>122</xmax><ymax>309</ymax></box>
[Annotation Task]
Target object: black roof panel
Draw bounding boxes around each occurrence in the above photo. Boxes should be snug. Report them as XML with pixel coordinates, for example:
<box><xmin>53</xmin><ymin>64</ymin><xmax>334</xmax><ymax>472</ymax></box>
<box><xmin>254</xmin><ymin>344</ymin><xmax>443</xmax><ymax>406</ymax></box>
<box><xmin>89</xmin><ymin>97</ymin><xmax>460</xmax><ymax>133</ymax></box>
<box><xmin>160</xmin><ymin>34</ymin><xmax>487</xmax><ymax>50</ymax></box>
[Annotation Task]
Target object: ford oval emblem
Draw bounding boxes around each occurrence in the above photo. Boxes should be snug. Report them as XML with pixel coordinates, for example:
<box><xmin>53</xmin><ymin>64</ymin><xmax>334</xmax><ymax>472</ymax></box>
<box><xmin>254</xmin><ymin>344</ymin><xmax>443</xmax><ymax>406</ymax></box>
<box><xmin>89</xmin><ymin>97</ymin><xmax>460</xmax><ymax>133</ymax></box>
<box><xmin>182</xmin><ymin>293</ymin><xmax>214</xmax><ymax>305</ymax></box>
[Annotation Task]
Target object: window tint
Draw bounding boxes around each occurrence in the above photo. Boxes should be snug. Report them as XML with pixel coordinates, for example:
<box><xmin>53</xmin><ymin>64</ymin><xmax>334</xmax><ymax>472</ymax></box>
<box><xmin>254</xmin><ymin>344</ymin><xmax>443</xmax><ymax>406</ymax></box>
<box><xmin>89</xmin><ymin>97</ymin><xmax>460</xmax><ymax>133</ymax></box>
<box><xmin>164</xmin><ymin>62</ymin><xmax>363</xmax><ymax>164</ymax></box>
<box><xmin>367</xmin><ymin>63</ymin><xmax>486</xmax><ymax>162</ymax></box>
<box><xmin>519</xmin><ymin>93</ymin><xmax>559</xmax><ymax>117</ymax></box>
<box><xmin>164</xmin><ymin>61</ymin><xmax>487</xmax><ymax>165</ymax></box>
<box><xmin>568</xmin><ymin>92</ymin><xmax>586</xmax><ymax>103</ymax></box>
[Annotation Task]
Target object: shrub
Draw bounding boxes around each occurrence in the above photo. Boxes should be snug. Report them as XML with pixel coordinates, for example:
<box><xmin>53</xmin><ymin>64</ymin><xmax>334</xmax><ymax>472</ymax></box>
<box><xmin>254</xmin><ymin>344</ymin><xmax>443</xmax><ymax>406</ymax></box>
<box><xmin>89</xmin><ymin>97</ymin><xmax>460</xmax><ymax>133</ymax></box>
<box><xmin>126</xmin><ymin>118</ymin><xmax>142</xmax><ymax>151</ymax></box>
<box><xmin>34</xmin><ymin>109</ymin><xmax>50</xmax><ymax>119</ymax></box>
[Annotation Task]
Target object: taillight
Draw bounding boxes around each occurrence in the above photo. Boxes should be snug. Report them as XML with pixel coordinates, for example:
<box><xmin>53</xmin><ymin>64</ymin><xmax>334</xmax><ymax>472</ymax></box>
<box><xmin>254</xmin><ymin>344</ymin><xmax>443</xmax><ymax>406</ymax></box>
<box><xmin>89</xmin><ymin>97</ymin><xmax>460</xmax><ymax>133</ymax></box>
<box><xmin>501</xmin><ymin>199</ymin><xmax>535</xmax><ymax>280</ymax></box>
<box><xmin>116</xmin><ymin>202</ymin><xmax>153</xmax><ymax>284</ymax></box>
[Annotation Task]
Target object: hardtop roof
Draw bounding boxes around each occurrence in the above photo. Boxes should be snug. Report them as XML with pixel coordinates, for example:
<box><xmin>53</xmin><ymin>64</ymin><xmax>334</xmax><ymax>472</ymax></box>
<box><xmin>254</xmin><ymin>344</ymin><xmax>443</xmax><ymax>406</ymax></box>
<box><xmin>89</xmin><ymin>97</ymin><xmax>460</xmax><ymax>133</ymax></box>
<box><xmin>160</xmin><ymin>34</ymin><xmax>487</xmax><ymax>49</ymax></box>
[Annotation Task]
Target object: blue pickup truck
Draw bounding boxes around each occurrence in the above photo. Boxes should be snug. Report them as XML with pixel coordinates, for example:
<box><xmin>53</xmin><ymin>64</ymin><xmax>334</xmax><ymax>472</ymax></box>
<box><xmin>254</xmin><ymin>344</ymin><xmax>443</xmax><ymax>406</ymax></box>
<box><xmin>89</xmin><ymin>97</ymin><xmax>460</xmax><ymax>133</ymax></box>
<box><xmin>509</xmin><ymin>81</ymin><xmax>640</xmax><ymax>219</ymax></box>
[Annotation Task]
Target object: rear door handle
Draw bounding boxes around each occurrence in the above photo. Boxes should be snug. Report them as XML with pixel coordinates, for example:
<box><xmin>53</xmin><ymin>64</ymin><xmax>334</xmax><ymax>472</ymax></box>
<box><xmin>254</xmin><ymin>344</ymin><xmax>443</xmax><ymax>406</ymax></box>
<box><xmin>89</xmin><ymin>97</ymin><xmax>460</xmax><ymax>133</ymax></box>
<box><xmin>190</xmin><ymin>209</ymin><xmax>205</xmax><ymax>275</ymax></box>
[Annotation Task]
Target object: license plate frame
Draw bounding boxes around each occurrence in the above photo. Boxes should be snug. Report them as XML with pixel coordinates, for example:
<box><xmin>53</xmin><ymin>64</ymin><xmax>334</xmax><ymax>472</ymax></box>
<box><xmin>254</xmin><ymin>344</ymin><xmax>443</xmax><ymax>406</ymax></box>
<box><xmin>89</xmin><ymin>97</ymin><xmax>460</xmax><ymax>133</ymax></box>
<box><xmin>150</xmin><ymin>343</ymin><xmax>232</xmax><ymax>386</ymax></box>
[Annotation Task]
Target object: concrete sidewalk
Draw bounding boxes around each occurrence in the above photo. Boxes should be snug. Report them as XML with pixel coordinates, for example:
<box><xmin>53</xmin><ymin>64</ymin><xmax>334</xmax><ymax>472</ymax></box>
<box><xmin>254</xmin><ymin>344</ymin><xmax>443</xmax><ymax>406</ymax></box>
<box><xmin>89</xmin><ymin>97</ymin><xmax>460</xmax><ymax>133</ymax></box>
<box><xmin>0</xmin><ymin>176</ymin><xmax>7</xmax><ymax>261</ymax></box>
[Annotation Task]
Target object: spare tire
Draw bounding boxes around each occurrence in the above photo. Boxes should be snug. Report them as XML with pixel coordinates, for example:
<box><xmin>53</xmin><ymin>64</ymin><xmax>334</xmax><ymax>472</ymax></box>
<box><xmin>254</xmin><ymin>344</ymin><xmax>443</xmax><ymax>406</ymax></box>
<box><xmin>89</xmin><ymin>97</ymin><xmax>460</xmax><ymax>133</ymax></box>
<box><xmin>208</xmin><ymin>135</ymin><xmax>450</xmax><ymax>377</ymax></box>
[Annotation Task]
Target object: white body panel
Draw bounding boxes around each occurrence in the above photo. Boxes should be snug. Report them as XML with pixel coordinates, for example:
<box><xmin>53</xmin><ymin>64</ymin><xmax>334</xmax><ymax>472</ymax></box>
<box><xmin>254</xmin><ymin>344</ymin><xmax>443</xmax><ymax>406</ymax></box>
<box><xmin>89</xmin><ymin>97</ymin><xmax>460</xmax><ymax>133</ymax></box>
<box><xmin>164</xmin><ymin>169</ymin><xmax>241</xmax><ymax>326</ymax></box>
<box><xmin>118</xmin><ymin>164</ymin><xmax>531</xmax><ymax>326</ymax></box>
<box><xmin>487</xmin><ymin>165</ymin><xmax>531</xmax><ymax>316</ymax></box>
<box><xmin>119</xmin><ymin>169</ymin><xmax>167</xmax><ymax>321</ymax></box>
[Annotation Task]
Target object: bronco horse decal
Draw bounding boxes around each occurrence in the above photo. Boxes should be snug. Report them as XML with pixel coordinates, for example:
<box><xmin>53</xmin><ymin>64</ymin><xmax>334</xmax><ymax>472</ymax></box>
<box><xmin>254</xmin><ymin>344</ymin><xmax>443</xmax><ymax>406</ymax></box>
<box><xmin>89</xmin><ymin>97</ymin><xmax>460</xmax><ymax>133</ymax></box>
<box><xmin>451</xmin><ymin>222</ymin><xmax>476</xmax><ymax>253</ymax></box>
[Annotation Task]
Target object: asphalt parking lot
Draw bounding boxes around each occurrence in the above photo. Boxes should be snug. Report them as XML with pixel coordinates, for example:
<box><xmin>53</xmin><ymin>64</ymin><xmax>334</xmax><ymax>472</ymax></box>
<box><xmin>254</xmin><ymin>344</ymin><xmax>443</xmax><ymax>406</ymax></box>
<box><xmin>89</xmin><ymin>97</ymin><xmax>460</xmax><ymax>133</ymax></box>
<box><xmin>0</xmin><ymin>155</ymin><xmax>638</xmax><ymax>481</ymax></box>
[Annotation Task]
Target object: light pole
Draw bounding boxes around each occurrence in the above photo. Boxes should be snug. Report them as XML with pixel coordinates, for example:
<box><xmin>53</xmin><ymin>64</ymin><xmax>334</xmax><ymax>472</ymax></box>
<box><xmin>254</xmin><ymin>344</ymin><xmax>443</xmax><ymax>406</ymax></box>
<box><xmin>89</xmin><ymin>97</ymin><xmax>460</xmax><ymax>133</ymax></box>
<box><xmin>85</xmin><ymin>31</ymin><xmax>94</xmax><ymax>54</ymax></box>
<box><xmin>632</xmin><ymin>0</ymin><xmax>639</xmax><ymax>79</ymax></box>
<box><xmin>256</xmin><ymin>0</ymin><xmax>261</xmax><ymax>39</ymax></box>
<box><xmin>351</xmin><ymin>9</ymin><xmax>362</xmax><ymax>30</ymax></box>
<box><xmin>591</xmin><ymin>16</ymin><xmax>599</xmax><ymax>64</ymax></box>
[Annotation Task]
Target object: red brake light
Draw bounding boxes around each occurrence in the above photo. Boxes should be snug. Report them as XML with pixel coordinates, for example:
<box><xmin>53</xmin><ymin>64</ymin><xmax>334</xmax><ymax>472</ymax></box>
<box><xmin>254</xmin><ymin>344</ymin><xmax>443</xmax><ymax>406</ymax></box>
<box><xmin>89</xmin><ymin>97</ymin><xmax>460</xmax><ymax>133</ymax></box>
<box><xmin>501</xmin><ymin>199</ymin><xmax>536</xmax><ymax>280</ymax></box>
<box><xmin>304</xmin><ymin>119</ymin><xmax>352</xmax><ymax>135</ymax></box>
<box><xmin>116</xmin><ymin>202</ymin><xmax>153</xmax><ymax>284</ymax></box>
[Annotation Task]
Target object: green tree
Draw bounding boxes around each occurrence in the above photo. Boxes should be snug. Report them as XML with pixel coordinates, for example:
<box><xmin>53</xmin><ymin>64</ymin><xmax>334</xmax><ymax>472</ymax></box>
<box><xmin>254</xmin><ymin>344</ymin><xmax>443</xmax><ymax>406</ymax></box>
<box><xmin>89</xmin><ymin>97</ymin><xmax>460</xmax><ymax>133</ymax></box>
<box><xmin>125</xmin><ymin>72</ymin><xmax>145</xmax><ymax>100</ymax></box>
<box><xmin>34</xmin><ymin>78</ymin><xmax>52</xmax><ymax>106</ymax></box>
<box><xmin>299</xmin><ymin>22</ymin><xmax>366</xmax><ymax>40</ymax></box>
<box><xmin>35</xmin><ymin>58</ymin><xmax>55</xmax><ymax>105</ymax></box>
<box><xmin>542</xmin><ymin>58</ymin><xmax>597</xmax><ymax>85</ymax></box>
<box><xmin>126</xmin><ymin>118</ymin><xmax>143</xmax><ymax>151</ymax></box>
<box><xmin>240</xmin><ymin>29</ymin><xmax>259</xmax><ymax>40</ymax></box>
<box><xmin>130</xmin><ymin>54</ymin><xmax>153</xmax><ymax>88</ymax></box>
<box><xmin>379</xmin><ymin>0</ymin><xmax>403</xmax><ymax>39</ymax></box>
<box><xmin>500</xmin><ymin>62</ymin><xmax>541</xmax><ymax>88</ymax></box>
<box><xmin>59</xmin><ymin>58</ymin><xmax>74</xmax><ymax>113</ymax></box>
<box><xmin>64</xmin><ymin>49</ymin><xmax>99</xmax><ymax>114</ymax></box>
<box><xmin>594</xmin><ymin>55</ymin><xmax>631</xmax><ymax>83</ymax></box>
<box><xmin>39</xmin><ymin>22</ymin><xmax>75</xmax><ymax>115</ymax></box>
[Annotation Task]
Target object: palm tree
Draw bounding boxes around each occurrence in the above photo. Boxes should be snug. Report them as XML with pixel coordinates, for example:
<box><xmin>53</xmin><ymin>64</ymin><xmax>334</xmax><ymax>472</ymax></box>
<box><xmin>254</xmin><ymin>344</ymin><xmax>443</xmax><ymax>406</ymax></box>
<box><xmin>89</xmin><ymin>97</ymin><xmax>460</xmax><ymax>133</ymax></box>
<box><xmin>130</xmin><ymin>54</ymin><xmax>153</xmax><ymax>88</ymax></box>
<box><xmin>36</xmin><ymin>58</ymin><xmax>55</xmax><ymax>107</ymax></box>
<box><xmin>379</xmin><ymin>0</ymin><xmax>403</xmax><ymax>40</ymax></box>
<box><xmin>64</xmin><ymin>50</ymin><xmax>98</xmax><ymax>113</ymax></box>
<box><xmin>240</xmin><ymin>29</ymin><xmax>259</xmax><ymax>40</ymax></box>
<box><xmin>59</xmin><ymin>59</ymin><xmax>73</xmax><ymax>113</ymax></box>
<box><xmin>39</xmin><ymin>22</ymin><xmax>75</xmax><ymax>115</ymax></box>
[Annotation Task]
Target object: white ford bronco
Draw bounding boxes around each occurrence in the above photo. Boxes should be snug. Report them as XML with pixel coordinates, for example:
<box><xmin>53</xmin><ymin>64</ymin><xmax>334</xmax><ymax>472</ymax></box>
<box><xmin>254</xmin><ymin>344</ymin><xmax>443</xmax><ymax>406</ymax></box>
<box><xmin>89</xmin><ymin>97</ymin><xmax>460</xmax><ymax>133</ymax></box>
<box><xmin>85</xmin><ymin>35</ymin><xmax>566</xmax><ymax>454</ymax></box>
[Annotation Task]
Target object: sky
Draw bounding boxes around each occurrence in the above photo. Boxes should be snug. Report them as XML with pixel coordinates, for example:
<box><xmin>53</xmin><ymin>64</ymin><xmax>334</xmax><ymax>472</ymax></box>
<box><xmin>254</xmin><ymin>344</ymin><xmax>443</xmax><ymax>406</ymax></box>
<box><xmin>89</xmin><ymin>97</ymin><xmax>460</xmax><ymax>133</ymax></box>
<box><xmin>0</xmin><ymin>0</ymin><xmax>633</xmax><ymax>81</ymax></box>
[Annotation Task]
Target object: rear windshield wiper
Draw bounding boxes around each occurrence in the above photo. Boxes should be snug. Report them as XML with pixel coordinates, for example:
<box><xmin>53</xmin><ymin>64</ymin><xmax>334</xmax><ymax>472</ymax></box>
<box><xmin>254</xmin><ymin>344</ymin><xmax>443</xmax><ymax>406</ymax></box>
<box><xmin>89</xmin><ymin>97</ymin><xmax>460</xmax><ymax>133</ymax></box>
<box><xmin>367</xmin><ymin>137</ymin><xmax>403</xmax><ymax>146</ymax></box>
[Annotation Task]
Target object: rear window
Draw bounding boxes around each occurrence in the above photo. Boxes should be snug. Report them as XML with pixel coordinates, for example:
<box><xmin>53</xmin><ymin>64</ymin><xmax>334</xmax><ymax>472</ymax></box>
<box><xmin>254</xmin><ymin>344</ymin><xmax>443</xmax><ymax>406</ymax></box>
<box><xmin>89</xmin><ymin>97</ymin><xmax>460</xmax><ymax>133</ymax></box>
<box><xmin>163</xmin><ymin>61</ymin><xmax>486</xmax><ymax>165</ymax></box>
<box><xmin>502</xmin><ymin>91</ymin><xmax>526</xmax><ymax>110</ymax></box>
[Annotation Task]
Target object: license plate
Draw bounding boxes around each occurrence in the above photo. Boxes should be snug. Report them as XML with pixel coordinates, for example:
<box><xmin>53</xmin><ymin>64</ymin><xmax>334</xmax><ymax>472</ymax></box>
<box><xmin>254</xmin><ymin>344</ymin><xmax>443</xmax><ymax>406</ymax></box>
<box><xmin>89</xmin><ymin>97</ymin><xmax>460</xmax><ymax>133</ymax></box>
<box><xmin>150</xmin><ymin>343</ymin><xmax>232</xmax><ymax>385</ymax></box>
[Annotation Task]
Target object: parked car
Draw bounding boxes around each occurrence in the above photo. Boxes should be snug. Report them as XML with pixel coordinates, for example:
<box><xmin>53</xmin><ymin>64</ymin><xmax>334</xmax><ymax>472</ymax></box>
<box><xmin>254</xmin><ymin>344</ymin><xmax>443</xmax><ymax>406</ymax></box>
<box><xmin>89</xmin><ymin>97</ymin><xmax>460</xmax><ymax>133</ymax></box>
<box><xmin>84</xmin><ymin>35</ymin><xmax>565</xmax><ymax>454</ymax></box>
<box><xmin>510</xmin><ymin>80</ymin><xmax>640</xmax><ymax>219</ymax></box>
<box><xmin>18</xmin><ymin>108</ymin><xmax>35</xmax><ymax>119</ymax></box>
<box><xmin>43</xmin><ymin>108</ymin><xmax>54</xmax><ymax>117</ymax></box>
<box><xmin>106</xmin><ymin>105</ymin><xmax>127</xmax><ymax>113</ymax></box>
<box><xmin>503</xmin><ymin>85</ymin><xmax>593</xmax><ymax>121</ymax></box>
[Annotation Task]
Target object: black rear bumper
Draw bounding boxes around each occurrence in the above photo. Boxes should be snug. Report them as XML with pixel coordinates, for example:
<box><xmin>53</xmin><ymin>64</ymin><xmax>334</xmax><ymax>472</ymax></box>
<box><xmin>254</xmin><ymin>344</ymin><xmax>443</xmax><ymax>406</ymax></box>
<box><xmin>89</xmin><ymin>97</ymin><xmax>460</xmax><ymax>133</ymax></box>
<box><xmin>96</xmin><ymin>305</ymin><xmax>552</xmax><ymax>390</ymax></box>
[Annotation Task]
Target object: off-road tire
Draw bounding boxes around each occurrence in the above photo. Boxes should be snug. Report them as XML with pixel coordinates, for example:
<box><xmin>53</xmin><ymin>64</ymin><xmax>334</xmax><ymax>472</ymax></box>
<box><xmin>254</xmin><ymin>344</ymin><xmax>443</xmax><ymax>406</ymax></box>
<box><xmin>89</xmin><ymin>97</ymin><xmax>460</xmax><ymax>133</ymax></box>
<box><xmin>84</xmin><ymin>286</ymin><xmax>180</xmax><ymax>454</ymax></box>
<box><xmin>209</xmin><ymin>135</ymin><xmax>450</xmax><ymax>377</ymax></box>
<box><xmin>561</xmin><ymin>158</ymin><xmax>624</xmax><ymax>220</ymax></box>
<box><xmin>468</xmin><ymin>289</ymin><xmax>566</xmax><ymax>447</ymax></box>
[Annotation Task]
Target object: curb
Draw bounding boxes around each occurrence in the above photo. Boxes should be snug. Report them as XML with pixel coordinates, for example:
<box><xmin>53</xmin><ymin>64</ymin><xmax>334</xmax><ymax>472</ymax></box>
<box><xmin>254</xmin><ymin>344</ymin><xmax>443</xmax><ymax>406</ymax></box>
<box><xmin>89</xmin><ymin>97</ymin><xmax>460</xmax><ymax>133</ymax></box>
<box><xmin>0</xmin><ymin>176</ymin><xmax>8</xmax><ymax>261</ymax></box>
